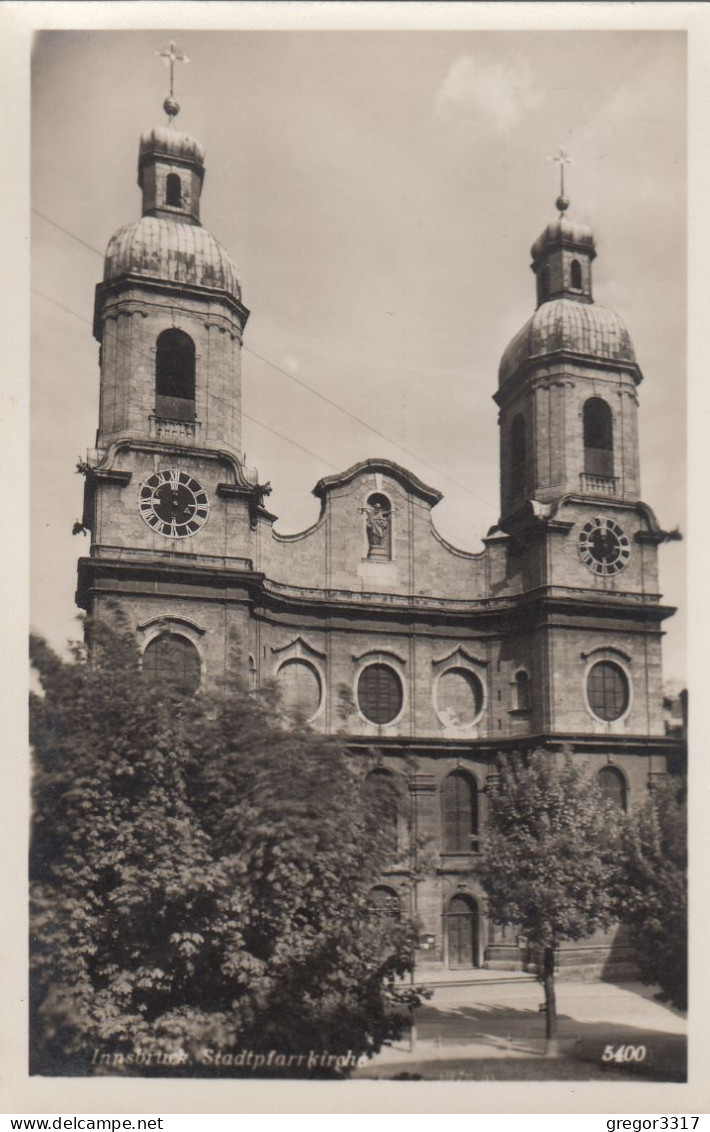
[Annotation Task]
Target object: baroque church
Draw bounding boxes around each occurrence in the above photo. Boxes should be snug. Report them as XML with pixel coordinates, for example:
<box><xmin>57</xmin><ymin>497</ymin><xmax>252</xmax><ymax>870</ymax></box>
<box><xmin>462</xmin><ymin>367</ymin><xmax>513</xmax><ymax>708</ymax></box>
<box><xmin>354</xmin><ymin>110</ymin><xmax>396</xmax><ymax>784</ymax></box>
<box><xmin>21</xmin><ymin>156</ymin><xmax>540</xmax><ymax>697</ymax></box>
<box><xmin>75</xmin><ymin>95</ymin><xmax>683</xmax><ymax>979</ymax></box>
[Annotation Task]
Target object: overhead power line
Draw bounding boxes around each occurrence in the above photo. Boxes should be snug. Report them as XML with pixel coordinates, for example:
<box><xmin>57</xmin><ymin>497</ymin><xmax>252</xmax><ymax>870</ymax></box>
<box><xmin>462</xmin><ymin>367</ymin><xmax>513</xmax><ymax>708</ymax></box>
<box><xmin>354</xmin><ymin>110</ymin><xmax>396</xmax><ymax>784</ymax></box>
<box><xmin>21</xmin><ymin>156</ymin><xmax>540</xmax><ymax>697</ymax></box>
<box><xmin>32</xmin><ymin>287</ymin><xmax>340</xmax><ymax>474</ymax></box>
<box><xmin>32</xmin><ymin>207</ymin><xmax>498</xmax><ymax>512</ymax></box>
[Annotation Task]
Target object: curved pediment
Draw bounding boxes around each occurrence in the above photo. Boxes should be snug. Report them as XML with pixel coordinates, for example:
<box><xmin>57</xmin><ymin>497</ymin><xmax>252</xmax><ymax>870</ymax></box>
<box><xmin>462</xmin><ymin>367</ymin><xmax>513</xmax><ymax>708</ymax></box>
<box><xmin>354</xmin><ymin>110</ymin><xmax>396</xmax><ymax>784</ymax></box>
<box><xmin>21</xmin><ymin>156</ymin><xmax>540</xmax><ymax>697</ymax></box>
<box><xmin>313</xmin><ymin>458</ymin><xmax>443</xmax><ymax>507</ymax></box>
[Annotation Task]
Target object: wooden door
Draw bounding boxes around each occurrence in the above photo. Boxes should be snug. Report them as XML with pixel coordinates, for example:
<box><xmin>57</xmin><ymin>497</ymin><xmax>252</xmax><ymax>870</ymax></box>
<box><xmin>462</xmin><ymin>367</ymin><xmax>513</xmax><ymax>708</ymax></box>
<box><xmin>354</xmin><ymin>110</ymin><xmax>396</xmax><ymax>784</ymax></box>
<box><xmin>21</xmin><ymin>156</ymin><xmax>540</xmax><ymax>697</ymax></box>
<box><xmin>447</xmin><ymin>896</ymin><xmax>478</xmax><ymax>968</ymax></box>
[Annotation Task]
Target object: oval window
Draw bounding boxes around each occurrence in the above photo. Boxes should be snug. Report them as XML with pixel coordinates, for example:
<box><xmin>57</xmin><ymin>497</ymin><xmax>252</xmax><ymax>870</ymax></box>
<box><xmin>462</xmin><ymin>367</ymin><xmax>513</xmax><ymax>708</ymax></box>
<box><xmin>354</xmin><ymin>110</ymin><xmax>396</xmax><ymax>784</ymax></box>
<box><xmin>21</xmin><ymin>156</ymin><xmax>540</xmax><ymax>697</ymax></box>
<box><xmin>358</xmin><ymin>664</ymin><xmax>403</xmax><ymax>725</ymax></box>
<box><xmin>437</xmin><ymin>668</ymin><xmax>484</xmax><ymax>727</ymax></box>
<box><xmin>587</xmin><ymin>661</ymin><xmax>629</xmax><ymax>721</ymax></box>
<box><xmin>277</xmin><ymin>659</ymin><xmax>321</xmax><ymax>720</ymax></box>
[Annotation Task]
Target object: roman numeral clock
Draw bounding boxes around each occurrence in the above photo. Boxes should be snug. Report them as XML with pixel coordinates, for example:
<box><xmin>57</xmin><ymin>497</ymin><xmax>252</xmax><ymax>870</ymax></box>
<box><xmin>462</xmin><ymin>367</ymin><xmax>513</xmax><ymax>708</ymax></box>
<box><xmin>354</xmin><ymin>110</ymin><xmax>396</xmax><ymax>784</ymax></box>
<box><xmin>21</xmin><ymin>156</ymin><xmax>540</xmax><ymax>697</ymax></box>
<box><xmin>139</xmin><ymin>469</ymin><xmax>210</xmax><ymax>539</ymax></box>
<box><xmin>578</xmin><ymin>516</ymin><xmax>631</xmax><ymax>577</ymax></box>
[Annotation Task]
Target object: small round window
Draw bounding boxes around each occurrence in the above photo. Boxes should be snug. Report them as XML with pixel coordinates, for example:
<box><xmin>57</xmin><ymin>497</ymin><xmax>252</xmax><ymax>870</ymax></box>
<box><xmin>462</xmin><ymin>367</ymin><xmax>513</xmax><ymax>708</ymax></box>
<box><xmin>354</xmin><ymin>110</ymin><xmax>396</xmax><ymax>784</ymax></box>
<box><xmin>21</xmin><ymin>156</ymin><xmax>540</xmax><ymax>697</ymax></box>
<box><xmin>358</xmin><ymin>664</ymin><xmax>403</xmax><ymax>725</ymax></box>
<box><xmin>587</xmin><ymin>661</ymin><xmax>629</xmax><ymax>722</ymax></box>
<box><xmin>437</xmin><ymin>668</ymin><xmax>484</xmax><ymax>727</ymax></box>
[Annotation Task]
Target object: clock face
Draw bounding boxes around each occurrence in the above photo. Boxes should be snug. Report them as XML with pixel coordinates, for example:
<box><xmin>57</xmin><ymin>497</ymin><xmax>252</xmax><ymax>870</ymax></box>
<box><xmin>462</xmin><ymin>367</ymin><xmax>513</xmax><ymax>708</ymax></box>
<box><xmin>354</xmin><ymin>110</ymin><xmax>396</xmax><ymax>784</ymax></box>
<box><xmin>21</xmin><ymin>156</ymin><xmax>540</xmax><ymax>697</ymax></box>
<box><xmin>139</xmin><ymin>469</ymin><xmax>209</xmax><ymax>538</ymax></box>
<box><xmin>578</xmin><ymin>516</ymin><xmax>631</xmax><ymax>576</ymax></box>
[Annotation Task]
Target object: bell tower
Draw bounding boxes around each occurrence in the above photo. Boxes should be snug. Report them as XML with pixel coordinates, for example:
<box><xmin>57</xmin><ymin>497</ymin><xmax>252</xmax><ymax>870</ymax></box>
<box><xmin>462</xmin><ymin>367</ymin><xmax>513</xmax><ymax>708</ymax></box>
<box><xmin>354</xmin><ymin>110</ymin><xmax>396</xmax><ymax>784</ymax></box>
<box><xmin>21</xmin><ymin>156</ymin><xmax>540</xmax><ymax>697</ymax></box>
<box><xmin>495</xmin><ymin>157</ymin><xmax>642</xmax><ymax>528</ymax></box>
<box><xmin>77</xmin><ymin>56</ymin><xmax>269</xmax><ymax>686</ymax></box>
<box><xmin>492</xmin><ymin>151</ymin><xmax>677</xmax><ymax>744</ymax></box>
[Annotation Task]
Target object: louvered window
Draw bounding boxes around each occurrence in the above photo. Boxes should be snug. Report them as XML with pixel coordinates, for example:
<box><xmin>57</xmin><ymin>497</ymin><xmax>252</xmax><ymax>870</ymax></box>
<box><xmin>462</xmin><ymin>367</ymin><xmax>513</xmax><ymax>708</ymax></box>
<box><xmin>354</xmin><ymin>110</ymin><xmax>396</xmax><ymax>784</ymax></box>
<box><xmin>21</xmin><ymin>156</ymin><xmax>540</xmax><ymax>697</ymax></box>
<box><xmin>155</xmin><ymin>329</ymin><xmax>196</xmax><ymax>421</ymax></box>
<box><xmin>583</xmin><ymin>398</ymin><xmax>614</xmax><ymax>477</ymax></box>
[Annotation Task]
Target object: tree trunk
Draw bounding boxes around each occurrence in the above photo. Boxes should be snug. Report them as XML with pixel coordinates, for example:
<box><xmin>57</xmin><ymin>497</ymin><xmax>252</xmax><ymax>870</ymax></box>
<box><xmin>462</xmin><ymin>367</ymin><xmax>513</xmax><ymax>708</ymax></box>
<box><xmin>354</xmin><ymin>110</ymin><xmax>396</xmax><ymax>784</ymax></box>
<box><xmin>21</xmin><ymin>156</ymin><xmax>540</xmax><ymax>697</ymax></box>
<box><xmin>543</xmin><ymin>944</ymin><xmax>557</xmax><ymax>1041</ymax></box>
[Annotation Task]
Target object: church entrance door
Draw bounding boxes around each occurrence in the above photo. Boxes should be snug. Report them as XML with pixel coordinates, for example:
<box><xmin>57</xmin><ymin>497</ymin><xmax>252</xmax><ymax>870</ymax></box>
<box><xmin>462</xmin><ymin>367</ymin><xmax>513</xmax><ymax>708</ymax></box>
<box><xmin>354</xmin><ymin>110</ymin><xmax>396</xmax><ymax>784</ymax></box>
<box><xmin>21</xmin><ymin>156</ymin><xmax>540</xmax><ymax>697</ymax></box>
<box><xmin>446</xmin><ymin>895</ymin><xmax>479</xmax><ymax>968</ymax></box>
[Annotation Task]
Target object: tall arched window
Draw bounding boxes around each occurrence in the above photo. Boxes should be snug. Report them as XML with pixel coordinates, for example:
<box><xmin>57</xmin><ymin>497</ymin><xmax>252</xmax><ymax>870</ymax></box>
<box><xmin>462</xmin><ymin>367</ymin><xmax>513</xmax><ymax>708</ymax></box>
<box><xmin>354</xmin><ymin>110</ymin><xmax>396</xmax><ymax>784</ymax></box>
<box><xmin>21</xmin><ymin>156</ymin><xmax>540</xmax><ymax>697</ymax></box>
<box><xmin>166</xmin><ymin>173</ymin><xmax>182</xmax><ymax>208</ymax></box>
<box><xmin>142</xmin><ymin>633</ymin><xmax>201</xmax><ymax>695</ymax></box>
<box><xmin>570</xmin><ymin>259</ymin><xmax>582</xmax><ymax>289</ymax></box>
<box><xmin>363</xmin><ymin>769</ymin><xmax>399</xmax><ymax>855</ymax></box>
<box><xmin>510</xmin><ymin>414</ymin><xmax>527</xmax><ymax>498</ymax></box>
<box><xmin>583</xmin><ymin>398</ymin><xmax>614</xmax><ymax>477</ymax></box>
<box><xmin>155</xmin><ymin>329</ymin><xmax>196</xmax><ymax>421</ymax></box>
<box><xmin>539</xmin><ymin>264</ymin><xmax>551</xmax><ymax>302</ymax></box>
<box><xmin>514</xmin><ymin>670</ymin><xmax>531</xmax><ymax>711</ymax></box>
<box><xmin>441</xmin><ymin>771</ymin><xmax>478</xmax><ymax>853</ymax></box>
<box><xmin>598</xmin><ymin>766</ymin><xmax>628</xmax><ymax>811</ymax></box>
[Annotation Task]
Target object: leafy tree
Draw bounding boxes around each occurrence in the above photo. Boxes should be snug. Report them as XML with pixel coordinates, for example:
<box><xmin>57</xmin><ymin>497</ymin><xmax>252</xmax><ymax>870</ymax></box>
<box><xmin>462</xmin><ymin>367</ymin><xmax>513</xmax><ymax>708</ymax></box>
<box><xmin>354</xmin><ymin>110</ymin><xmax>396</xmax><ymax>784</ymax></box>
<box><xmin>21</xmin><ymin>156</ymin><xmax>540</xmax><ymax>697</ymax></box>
<box><xmin>30</xmin><ymin>620</ymin><xmax>420</xmax><ymax>1076</ymax></box>
<box><xmin>477</xmin><ymin>751</ymin><xmax>623</xmax><ymax>1041</ymax></box>
<box><xmin>614</xmin><ymin>775</ymin><xmax>687</xmax><ymax>1011</ymax></box>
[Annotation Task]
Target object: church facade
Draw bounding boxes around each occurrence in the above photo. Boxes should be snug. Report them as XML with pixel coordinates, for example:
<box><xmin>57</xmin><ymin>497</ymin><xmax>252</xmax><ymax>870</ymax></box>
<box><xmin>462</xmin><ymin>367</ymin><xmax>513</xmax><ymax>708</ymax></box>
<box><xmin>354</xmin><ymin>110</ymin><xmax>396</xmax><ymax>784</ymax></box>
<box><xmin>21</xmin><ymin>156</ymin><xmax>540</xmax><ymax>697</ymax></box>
<box><xmin>76</xmin><ymin>116</ymin><xmax>682</xmax><ymax>978</ymax></box>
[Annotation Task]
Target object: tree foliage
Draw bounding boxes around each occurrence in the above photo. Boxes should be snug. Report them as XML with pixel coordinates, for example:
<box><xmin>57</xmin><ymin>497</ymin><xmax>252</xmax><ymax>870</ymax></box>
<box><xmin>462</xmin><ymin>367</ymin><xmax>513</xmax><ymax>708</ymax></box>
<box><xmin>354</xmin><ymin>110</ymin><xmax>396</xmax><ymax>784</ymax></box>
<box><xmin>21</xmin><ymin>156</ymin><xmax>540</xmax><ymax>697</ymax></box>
<box><xmin>478</xmin><ymin>751</ymin><xmax>623</xmax><ymax>1038</ymax></box>
<box><xmin>30</xmin><ymin>621</ymin><xmax>419</xmax><ymax>1076</ymax></box>
<box><xmin>615</xmin><ymin>775</ymin><xmax>687</xmax><ymax>1011</ymax></box>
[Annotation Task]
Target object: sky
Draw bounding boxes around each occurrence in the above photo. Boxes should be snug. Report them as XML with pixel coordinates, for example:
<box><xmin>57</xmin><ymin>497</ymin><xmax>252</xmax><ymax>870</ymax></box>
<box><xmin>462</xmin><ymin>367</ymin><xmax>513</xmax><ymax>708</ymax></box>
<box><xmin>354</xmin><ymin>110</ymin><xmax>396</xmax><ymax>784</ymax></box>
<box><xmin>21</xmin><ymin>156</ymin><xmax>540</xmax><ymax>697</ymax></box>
<box><xmin>30</xmin><ymin>23</ymin><xmax>687</xmax><ymax>681</ymax></box>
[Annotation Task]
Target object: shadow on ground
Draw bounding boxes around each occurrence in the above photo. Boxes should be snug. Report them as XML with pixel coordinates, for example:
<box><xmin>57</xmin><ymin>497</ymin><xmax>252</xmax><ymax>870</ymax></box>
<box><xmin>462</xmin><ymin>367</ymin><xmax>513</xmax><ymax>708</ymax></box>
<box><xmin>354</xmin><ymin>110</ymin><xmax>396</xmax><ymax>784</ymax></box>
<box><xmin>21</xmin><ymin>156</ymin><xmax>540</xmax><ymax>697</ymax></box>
<box><xmin>370</xmin><ymin>1000</ymin><xmax>687</xmax><ymax>1082</ymax></box>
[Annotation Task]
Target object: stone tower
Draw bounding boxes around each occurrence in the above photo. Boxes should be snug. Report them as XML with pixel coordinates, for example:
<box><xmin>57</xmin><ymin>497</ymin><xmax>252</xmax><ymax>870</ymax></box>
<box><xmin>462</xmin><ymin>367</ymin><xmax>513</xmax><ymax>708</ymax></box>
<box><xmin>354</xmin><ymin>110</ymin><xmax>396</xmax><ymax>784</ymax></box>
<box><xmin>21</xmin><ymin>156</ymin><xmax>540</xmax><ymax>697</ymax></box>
<box><xmin>76</xmin><ymin>110</ymin><xmax>270</xmax><ymax>687</ymax></box>
<box><xmin>492</xmin><ymin>189</ymin><xmax>675</xmax><ymax>754</ymax></box>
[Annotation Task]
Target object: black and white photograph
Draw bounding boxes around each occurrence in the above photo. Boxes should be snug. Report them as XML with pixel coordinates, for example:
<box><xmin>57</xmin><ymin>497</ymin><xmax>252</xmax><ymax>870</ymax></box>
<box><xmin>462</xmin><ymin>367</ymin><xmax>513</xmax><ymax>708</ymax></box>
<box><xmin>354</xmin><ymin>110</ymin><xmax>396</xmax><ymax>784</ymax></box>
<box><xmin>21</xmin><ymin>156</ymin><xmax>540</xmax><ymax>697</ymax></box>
<box><xmin>15</xmin><ymin>2</ymin><xmax>699</xmax><ymax>1114</ymax></box>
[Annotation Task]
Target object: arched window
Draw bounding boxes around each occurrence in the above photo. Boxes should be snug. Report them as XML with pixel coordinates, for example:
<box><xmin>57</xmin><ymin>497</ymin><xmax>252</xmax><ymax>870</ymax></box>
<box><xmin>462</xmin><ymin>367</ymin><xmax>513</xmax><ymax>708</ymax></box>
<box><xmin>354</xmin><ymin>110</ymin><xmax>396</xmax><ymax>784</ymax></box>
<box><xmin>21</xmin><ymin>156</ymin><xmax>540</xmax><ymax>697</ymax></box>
<box><xmin>363</xmin><ymin>770</ymin><xmax>399</xmax><ymax>855</ymax></box>
<box><xmin>446</xmin><ymin>894</ymin><xmax>479</xmax><ymax>969</ymax></box>
<box><xmin>142</xmin><ymin>633</ymin><xmax>201</xmax><ymax>695</ymax></box>
<box><xmin>583</xmin><ymin>398</ymin><xmax>614</xmax><ymax>477</ymax></box>
<box><xmin>598</xmin><ymin>766</ymin><xmax>628</xmax><ymax>811</ymax></box>
<box><xmin>539</xmin><ymin>264</ymin><xmax>551</xmax><ymax>302</ymax></box>
<box><xmin>357</xmin><ymin>664</ymin><xmax>403</xmax><ymax>725</ymax></box>
<box><xmin>441</xmin><ymin>771</ymin><xmax>478</xmax><ymax>853</ymax></box>
<box><xmin>587</xmin><ymin>661</ymin><xmax>629</xmax><ymax>722</ymax></box>
<box><xmin>155</xmin><ymin>329</ymin><xmax>196</xmax><ymax>422</ymax></box>
<box><xmin>514</xmin><ymin>670</ymin><xmax>531</xmax><ymax>711</ymax></box>
<box><xmin>510</xmin><ymin>414</ymin><xmax>527</xmax><ymax>497</ymax></box>
<box><xmin>570</xmin><ymin>259</ymin><xmax>582</xmax><ymax>289</ymax></box>
<box><xmin>364</xmin><ymin>492</ymin><xmax>392</xmax><ymax>559</ymax></box>
<box><xmin>368</xmin><ymin>885</ymin><xmax>401</xmax><ymax>927</ymax></box>
<box><xmin>166</xmin><ymin>173</ymin><xmax>182</xmax><ymax>208</ymax></box>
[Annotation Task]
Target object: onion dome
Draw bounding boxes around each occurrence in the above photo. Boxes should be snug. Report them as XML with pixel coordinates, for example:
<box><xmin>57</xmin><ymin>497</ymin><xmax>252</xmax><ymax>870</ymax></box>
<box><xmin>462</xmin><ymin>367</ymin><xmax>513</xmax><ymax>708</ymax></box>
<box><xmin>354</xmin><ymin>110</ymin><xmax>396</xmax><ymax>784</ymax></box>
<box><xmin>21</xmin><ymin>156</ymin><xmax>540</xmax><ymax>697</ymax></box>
<box><xmin>498</xmin><ymin>299</ymin><xmax>638</xmax><ymax>386</ymax></box>
<box><xmin>103</xmin><ymin>216</ymin><xmax>242</xmax><ymax>301</ymax></box>
<box><xmin>530</xmin><ymin>214</ymin><xmax>595</xmax><ymax>266</ymax></box>
<box><xmin>138</xmin><ymin>127</ymin><xmax>205</xmax><ymax>182</ymax></box>
<box><xmin>499</xmin><ymin>195</ymin><xmax>641</xmax><ymax>386</ymax></box>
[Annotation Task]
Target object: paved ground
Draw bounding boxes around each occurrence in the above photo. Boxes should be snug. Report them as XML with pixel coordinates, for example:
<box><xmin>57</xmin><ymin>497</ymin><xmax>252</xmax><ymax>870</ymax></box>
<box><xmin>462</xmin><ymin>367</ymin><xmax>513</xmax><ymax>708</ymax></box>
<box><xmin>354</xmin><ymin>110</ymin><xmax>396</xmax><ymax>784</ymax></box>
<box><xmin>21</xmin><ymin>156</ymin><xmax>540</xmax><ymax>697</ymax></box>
<box><xmin>354</xmin><ymin>979</ymin><xmax>687</xmax><ymax>1080</ymax></box>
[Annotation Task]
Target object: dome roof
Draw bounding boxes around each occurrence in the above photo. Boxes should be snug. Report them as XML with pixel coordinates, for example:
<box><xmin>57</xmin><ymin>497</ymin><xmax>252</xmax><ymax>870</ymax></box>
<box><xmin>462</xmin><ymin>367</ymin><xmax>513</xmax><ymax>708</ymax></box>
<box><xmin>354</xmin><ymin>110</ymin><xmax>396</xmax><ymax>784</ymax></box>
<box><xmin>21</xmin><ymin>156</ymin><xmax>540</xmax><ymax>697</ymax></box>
<box><xmin>103</xmin><ymin>216</ymin><xmax>241</xmax><ymax>301</ymax></box>
<box><xmin>138</xmin><ymin>127</ymin><xmax>205</xmax><ymax>174</ymax></box>
<box><xmin>530</xmin><ymin>215</ymin><xmax>595</xmax><ymax>263</ymax></box>
<box><xmin>498</xmin><ymin>298</ymin><xmax>638</xmax><ymax>387</ymax></box>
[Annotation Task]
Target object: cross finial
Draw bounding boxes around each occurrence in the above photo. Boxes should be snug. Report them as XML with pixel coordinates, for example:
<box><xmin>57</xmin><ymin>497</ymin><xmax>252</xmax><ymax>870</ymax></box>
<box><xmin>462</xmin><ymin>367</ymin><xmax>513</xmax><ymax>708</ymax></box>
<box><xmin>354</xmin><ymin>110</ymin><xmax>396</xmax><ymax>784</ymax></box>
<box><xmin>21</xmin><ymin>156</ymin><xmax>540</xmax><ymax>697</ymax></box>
<box><xmin>548</xmin><ymin>146</ymin><xmax>575</xmax><ymax>213</ymax></box>
<box><xmin>156</xmin><ymin>40</ymin><xmax>190</xmax><ymax>122</ymax></box>
<box><xmin>548</xmin><ymin>145</ymin><xmax>573</xmax><ymax>213</ymax></box>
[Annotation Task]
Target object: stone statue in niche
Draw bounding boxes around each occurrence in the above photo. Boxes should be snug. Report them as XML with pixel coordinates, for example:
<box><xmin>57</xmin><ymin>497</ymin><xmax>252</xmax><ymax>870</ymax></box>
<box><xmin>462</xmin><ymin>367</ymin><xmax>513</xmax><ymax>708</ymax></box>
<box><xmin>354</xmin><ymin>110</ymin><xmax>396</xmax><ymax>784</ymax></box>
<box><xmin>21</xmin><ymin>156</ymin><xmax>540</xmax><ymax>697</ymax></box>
<box><xmin>360</xmin><ymin>495</ymin><xmax>393</xmax><ymax>558</ymax></box>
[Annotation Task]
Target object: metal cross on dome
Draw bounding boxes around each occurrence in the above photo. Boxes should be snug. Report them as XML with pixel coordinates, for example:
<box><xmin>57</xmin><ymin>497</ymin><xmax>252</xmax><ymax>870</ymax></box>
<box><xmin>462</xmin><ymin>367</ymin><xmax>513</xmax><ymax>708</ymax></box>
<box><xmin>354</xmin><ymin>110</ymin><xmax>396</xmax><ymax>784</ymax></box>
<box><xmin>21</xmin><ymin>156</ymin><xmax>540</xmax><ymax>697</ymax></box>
<box><xmin>549</xmin><ymin>145</ymin><xmax>573</xmax><ymax>212</ymax></box>
<box><xmin>157</xmin><ymin>40</ymin><xmax>190</xmax><ymax>121</ymax></box>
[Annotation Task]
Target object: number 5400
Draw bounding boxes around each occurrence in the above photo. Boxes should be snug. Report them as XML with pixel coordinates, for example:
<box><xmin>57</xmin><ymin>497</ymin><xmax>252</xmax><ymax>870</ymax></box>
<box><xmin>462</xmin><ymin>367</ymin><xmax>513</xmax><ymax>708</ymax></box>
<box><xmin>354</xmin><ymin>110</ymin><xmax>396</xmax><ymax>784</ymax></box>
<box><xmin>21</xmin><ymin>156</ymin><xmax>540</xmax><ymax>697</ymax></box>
<box><xmin>601</xmin><ymin>1044</ymin><xmax>647</xmax><ymax>1063</ymax></box>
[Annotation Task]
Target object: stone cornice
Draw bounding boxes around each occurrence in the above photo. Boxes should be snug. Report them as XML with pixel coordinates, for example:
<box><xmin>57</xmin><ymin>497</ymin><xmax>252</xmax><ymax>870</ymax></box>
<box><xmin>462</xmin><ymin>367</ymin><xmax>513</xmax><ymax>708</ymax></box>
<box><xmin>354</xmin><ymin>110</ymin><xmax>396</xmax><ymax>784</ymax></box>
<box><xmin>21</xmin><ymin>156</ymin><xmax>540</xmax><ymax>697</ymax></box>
<box><xmin>94</xmin><ymin>276</ymin><xmax>249</xmax><ymax>341</ymax></box>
